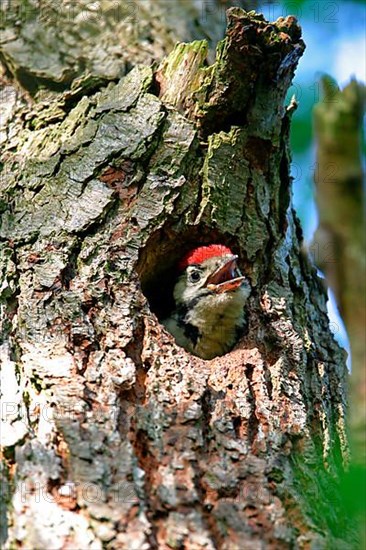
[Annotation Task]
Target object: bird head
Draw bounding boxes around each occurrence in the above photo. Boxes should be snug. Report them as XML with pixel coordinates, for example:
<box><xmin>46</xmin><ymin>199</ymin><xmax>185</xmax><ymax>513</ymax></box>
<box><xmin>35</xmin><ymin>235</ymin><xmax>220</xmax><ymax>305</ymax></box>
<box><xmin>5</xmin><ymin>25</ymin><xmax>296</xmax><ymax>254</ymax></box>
<box><xmin>173</xmin><ymin>244</ymin><xmax>248</xmax><ymax>309</ymax></box>
<box><xmin>164</xmin><ymin>244</ymin><xmax>250</xmax><ymax>359</ymax></box>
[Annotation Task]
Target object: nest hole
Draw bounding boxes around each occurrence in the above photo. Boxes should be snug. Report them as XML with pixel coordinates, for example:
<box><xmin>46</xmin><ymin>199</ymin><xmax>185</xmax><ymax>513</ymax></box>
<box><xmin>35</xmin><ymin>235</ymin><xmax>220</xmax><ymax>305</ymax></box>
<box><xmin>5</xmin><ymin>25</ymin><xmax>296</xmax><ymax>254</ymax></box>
<box><xmin>136</xmin><ymin>226</ymin><xmax>233</xmax><ymax>322</ymax></box>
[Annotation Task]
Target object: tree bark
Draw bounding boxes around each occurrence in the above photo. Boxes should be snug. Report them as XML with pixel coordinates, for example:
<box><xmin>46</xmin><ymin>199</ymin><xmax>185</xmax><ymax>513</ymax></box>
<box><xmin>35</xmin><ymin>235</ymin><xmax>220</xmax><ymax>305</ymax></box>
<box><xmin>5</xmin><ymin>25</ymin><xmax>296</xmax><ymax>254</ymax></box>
<box><xmin>0</xmin><ymin>4</ymin><xmax>355</xmax><ymax>549</ymax></box>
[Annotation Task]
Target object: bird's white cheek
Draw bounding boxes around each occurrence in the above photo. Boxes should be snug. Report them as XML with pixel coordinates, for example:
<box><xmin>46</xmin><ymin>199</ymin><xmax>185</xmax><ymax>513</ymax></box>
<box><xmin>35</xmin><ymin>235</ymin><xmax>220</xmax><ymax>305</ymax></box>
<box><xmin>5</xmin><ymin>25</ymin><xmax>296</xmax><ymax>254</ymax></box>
<box><xmin>174</xmin><ymin>279</ymin><xmax>204</xmax><ymax>305</ymax></box>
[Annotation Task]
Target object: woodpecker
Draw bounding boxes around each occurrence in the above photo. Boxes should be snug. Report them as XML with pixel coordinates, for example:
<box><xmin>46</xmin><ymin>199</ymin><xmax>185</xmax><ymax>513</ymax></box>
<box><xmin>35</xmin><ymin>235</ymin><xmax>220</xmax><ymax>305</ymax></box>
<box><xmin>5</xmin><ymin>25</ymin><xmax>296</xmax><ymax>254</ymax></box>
<box><xmin>163</xmin><ymin>244</ymin><xmax>250</xmax><ymax>360</ymax></box>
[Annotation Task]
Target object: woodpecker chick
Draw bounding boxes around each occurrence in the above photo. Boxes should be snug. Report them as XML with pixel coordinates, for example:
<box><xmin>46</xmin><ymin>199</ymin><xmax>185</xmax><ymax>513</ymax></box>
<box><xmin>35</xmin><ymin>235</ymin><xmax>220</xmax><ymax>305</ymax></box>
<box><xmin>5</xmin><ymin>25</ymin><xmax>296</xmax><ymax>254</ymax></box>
<box><xmin>163</xmin><ymin>244</ymin><xmax>250</xmax><ymax>360</ymax></box>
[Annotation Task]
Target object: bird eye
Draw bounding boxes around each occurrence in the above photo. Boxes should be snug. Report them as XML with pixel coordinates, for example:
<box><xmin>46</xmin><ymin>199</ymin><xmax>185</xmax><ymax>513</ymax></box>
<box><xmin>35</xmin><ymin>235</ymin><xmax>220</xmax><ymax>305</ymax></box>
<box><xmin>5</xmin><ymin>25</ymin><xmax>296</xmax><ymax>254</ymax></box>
<box><xmin>189</xmin><ymin>270</ymin><xmax>201</xmax><ymax>283</ymax></box>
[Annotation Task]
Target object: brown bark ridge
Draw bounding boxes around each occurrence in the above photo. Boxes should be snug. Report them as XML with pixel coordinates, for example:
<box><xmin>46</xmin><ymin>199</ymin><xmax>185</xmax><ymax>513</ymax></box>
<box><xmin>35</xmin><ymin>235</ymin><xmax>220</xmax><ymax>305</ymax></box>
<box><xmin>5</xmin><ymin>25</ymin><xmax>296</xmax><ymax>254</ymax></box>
<box><xmin>0</xmin><ymin>6</ymin><xmax>355</xmax><ymax>550</ymax></box>
<box><xmin>313</xmin><ymin>77</ymin><xmax>366</xmax><ymax>466</ymax></box>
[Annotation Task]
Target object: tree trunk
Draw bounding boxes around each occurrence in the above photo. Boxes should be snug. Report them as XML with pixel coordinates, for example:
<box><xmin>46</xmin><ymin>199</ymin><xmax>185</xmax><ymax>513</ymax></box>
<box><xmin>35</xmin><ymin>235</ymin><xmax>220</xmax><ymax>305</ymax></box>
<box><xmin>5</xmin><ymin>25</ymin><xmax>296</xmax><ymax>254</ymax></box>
<box><xmin>313</xmin><ymin>77</ymin><xmax>366</xmax><ymax>464</ymax></box>
<box><xmin>0</xmin><ymin>4</ymin><xmax>355</xmax><ymax>549</ymax></box>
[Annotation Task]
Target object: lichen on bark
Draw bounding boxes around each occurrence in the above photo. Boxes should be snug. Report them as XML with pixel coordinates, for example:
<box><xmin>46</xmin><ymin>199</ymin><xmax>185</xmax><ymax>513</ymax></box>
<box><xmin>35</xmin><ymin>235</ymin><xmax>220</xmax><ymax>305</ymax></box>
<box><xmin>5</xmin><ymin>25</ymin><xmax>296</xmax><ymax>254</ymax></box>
<box><xmin>0</xmin><ymin>6</ymin><xmax>356</xmax><ymax>550</ymax></box>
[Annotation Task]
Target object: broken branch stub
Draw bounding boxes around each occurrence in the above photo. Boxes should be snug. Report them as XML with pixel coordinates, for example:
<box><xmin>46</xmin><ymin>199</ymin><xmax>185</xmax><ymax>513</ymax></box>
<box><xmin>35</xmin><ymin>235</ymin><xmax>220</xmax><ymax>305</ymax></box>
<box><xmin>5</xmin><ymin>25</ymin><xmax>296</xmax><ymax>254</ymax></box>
<box><xmin>156</xmin><ymin>8</ymin><xmax>305</xmax><ymax>136</ymax></box>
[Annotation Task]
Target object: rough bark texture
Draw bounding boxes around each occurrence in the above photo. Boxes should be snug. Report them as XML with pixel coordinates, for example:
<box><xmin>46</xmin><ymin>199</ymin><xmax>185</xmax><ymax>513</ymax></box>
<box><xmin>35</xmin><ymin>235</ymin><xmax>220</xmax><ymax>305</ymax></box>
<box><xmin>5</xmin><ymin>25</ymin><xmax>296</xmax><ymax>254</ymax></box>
<box><xmin>0</xmin><ymin>0</ymin><xmax>256</xmax><ymax>93</ymax></box>
<box><xmin>0</xmin><ymin>4</ymin><xmax>354</xmax><ymax>550</ymax></box>
<box><xmin>313</xmin><ymin>77</ymin><xmax>366</xmax><ymax>466</ymax></box>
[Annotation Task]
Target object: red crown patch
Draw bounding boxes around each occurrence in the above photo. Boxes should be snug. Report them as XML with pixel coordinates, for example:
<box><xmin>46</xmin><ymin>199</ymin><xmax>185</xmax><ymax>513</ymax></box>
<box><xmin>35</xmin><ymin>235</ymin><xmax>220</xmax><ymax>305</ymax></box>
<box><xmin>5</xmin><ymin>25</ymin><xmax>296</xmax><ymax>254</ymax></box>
<box><xmin>178</xmin><ymin>244</ymin><xmax>233</xmax><ymax>271</ymax></box>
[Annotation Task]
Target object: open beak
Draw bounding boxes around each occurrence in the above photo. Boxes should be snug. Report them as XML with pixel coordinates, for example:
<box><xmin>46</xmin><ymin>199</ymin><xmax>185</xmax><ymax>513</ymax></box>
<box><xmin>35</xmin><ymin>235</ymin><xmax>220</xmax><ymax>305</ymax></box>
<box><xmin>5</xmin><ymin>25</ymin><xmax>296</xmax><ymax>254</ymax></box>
<box><xmin>206</xmin><ymin>255</ymin><xmax>246</xmax><ymax>294</ymax></box>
